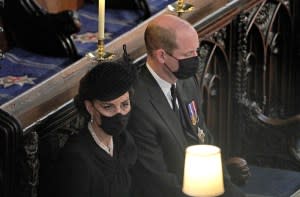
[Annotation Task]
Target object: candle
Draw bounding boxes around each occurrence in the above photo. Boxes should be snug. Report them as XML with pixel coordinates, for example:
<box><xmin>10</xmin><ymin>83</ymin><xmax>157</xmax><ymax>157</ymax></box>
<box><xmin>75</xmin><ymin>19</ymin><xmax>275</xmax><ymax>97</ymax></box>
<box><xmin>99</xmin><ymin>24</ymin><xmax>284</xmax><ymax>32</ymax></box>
<box><xmin>98</xmin><ymin>0</ymin><xmax>105</xmax><ymax>40</ymax></box>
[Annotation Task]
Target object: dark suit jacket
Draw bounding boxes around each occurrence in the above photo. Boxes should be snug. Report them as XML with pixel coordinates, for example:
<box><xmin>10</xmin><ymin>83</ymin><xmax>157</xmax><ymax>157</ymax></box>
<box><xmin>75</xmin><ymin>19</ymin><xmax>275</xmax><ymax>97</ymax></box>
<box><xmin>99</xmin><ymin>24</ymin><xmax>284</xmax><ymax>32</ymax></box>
<box><xmin>128</xmin><ymin>65</ymin><xmax>245</xmax><ymax>197</ymax></box>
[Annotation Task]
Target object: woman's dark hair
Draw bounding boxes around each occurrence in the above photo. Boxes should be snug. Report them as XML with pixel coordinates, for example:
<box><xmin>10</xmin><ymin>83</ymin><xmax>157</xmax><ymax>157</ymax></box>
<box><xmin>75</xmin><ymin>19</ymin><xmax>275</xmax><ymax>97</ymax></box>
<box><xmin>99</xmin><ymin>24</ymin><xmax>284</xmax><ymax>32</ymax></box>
<box><xmin>73</xmin><ymin>61</ymin><xmax>137</xmax><ymax>119</ymax></box>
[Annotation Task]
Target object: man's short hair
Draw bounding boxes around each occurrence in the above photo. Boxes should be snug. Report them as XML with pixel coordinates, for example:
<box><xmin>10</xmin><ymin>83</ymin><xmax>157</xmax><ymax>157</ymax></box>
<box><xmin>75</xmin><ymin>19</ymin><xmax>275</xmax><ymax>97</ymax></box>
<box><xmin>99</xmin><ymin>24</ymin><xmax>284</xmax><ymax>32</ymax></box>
<box><xmin>144</xmin><ymin>25</ymin><xmax>177</xmax><ymax>55</ymax></box>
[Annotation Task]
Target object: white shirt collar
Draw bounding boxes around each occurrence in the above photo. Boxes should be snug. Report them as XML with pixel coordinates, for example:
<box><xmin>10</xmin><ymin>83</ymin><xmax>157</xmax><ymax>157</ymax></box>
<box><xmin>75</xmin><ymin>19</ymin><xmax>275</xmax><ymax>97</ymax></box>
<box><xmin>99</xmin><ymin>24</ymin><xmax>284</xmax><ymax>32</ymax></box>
<box><xmin>88</xmin><ymin>122</ymin><xmax>114</xmax><ymax>156</ymax></box>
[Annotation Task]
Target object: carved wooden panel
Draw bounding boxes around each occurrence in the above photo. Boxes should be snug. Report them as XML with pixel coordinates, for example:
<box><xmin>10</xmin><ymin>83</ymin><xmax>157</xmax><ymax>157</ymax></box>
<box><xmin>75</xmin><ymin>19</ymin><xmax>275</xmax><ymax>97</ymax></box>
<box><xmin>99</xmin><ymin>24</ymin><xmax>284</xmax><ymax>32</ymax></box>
<box><xmin>195</xmin><ymin>0</ymin><xmax>300</xmax><ymax>170</ymax></box>
<box><xmin>231</xmin><ymin>0</ymin><xmax>300</xmax><ymax>170</ymax></box>
<box><xmin>0</xmin><ymin>110</ymin><xmax>22</xmax><ymax>197</ymax></box>
<box><xmin>198</xmin><ymin>31</ymin><xmax>232</xmax><ymax>157</ymax></box>
<box><xmin>16</xmin><ymin>101</ymin><xmax>83</xmax><ymax>197</ymax></box>
<box><xmin>293</xmin><ymin>0</ymin><xmax>300</xmax><ymax>112</ymax></box>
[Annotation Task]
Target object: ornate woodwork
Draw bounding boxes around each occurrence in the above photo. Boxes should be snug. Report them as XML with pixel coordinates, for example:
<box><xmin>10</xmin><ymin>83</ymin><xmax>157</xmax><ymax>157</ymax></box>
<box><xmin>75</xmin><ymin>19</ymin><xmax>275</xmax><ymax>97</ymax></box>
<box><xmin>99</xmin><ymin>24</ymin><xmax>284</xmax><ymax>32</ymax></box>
<box><xmin>198</xmin><ymin>35</ymin><xmax>232</xmax><ymax>157</ymax></box>
<box><xmin>0</xmin><ymin>0</ymin><xmax>4</xmax><ymax>58</ymax></box>
<box><xmin>192</xmin><ymin>0</ymin><xmax>300</xmax><ymax>171</ymax></box>
<box><xmin>0</xmin><ymin>109</ymin><xmax>22</xmax><ymax>197</ymax></box>
<box><xmin>16</xmin><ymin>100</ymin><xmax>83</xmax><ymax>197</ymax></box>
<box><xmin>234</xmin><ymin>0</ymin><xmax>300</xmax><ymax>170</ymax></box>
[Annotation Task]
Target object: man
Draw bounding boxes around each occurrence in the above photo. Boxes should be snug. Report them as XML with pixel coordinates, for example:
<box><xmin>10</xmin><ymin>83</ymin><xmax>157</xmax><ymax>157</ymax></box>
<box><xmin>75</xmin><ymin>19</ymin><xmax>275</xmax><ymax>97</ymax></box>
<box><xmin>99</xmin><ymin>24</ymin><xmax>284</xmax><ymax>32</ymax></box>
<box><xmin>128</xmin><ymin>14</ymin><xmax>245</xmax><ymax>197</ymax></box>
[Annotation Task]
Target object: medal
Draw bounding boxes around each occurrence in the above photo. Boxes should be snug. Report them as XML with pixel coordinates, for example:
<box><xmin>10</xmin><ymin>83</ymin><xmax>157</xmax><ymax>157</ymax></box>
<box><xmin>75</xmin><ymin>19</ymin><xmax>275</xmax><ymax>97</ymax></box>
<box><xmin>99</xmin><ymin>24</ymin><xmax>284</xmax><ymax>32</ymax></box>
<box><xmin>198</xmin><ymin>127</ymin><xmax>205</xmax><ymax>143</ymax></box>
<box><xmin>187</xmin><ymin>100</ymin><xmax>198</xmax><ymax>125</ymax></box>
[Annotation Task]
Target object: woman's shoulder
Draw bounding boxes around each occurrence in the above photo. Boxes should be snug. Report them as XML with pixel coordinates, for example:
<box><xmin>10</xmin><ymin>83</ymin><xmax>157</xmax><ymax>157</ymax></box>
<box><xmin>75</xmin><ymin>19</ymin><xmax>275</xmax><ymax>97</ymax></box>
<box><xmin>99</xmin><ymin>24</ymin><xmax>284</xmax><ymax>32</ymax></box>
<box><xmin>59</xmin><ymin>128</ymin><xmax>92</xmax><ymax>157</ymax></box>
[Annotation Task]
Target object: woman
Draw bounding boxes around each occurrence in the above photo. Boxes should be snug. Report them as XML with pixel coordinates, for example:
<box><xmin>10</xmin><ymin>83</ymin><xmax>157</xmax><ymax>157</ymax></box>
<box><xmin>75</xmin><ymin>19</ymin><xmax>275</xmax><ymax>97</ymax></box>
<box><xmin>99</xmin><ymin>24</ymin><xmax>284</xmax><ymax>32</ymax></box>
<box><xmin>53</xmin><ymin>61</ymin><xmax>137</xmax><ymax>197</ymax></box>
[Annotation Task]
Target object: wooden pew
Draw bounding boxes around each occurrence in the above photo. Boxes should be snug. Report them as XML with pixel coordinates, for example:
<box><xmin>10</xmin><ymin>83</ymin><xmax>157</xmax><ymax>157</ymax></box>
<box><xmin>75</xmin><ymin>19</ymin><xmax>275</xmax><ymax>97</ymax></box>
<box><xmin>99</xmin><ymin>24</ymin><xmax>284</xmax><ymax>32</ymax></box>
<box><xmin>35</xmin><ymin>0</ymin><xmax>84</xmax><ymax>13</ymax></box>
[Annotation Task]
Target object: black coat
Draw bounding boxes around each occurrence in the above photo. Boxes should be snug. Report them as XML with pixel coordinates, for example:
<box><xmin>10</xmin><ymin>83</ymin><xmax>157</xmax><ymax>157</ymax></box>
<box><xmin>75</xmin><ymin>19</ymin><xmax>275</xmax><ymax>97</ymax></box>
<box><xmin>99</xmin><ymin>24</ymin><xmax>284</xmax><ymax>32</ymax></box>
<box><xmin>52</xmin><ymin>128</ymin><xmax>137</xmax><ymax>197</ymax></box>
<box><xmin>128</xmin><ymin>65</ymin><xmax>245</xmax><ymax>197</ymax></box>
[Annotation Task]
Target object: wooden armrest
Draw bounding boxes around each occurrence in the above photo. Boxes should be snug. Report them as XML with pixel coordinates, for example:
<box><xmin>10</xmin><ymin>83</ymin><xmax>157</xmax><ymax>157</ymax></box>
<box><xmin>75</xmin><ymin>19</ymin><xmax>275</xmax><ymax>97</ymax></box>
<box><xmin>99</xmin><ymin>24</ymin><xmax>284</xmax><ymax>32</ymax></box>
<box><xmin>226</xmin><ymin>157</ymin><xmax>251</xmax><ymax>186</ymax></box>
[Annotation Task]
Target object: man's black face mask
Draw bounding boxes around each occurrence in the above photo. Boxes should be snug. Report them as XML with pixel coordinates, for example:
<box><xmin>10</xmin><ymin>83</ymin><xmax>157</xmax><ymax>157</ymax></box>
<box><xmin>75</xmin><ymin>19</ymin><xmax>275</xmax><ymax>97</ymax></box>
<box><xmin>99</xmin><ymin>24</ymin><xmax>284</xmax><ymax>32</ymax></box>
<box><xmin>165</xmin><ymin>51</ymin><xmax>200</xmax><ymax>79</ymax></box>
<box><xmin>172</xmin><ymin>56</ymin><xmax>200</xmax><ymax>79</ymax></box>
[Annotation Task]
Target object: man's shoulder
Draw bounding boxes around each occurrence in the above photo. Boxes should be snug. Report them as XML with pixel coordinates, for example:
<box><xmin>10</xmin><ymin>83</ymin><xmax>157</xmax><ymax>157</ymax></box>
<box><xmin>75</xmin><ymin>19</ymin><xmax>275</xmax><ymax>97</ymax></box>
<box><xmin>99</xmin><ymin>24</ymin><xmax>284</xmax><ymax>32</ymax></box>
<box><xmin>177</xmin><ymin>77</ymin><xmax>199</xmax><ymax>92</ymax></box>
<box><xmin>178</xmin><ymin>76</ymin><xmax>197</xmax><ymax>85</ymax></box>
<box><xmin>133</xmin><ymin>66</ymin><xmax>151</xmax><ymax>91</ymax></box>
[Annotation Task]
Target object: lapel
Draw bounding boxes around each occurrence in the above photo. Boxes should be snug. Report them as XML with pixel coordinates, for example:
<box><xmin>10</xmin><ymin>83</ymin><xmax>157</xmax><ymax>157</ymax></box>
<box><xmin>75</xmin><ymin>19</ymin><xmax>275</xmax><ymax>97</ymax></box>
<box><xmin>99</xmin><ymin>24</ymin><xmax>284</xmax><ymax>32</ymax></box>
<box><xmin>176</xmin><ymin>81</ymin><xmax>199</xmax><ymax>142</ymax></box>
<box><xmin>142</xmin><ymin>67</ymin><xmax>187</xmax><ymax>150</ymax></box>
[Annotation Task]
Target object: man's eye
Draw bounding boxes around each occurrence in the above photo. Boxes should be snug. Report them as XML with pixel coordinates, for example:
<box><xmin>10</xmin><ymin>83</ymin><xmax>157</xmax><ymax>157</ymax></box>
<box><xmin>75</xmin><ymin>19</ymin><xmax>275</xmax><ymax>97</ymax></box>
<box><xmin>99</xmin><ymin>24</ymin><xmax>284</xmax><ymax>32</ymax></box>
<box><xmin>185</xmin><ymin>52</ymin><xmax>194</xmax><ymax>57</ymax></box>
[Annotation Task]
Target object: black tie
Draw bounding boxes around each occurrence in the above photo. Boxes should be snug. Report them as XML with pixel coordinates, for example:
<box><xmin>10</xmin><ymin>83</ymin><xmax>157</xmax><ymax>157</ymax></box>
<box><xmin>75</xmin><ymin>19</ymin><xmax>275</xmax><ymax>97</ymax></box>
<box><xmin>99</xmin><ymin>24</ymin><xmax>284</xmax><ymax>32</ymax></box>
<box><xmin>171</xmin><ymin>85</ymin><xmax>204</xmax><ymax>143</ymax></box>
<box><xmin>170</xmin><ymin>84</ymin><xmax>179</xmax><ymax>113</ymax></box>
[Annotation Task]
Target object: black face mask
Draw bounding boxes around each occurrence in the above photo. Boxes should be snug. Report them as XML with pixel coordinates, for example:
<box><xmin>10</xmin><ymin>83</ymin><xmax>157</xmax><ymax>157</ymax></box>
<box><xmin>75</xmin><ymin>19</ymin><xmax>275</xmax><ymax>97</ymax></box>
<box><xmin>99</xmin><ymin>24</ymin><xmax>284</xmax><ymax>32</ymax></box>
<box><xmin>170</xmin><ymin>56</ymin><xmax>200</xmax><ymax>79</ymax></box>
<box><xmin>100</xmin><ymin>113</ymin><xmax>130</xmax><ymax>136</ymax></box>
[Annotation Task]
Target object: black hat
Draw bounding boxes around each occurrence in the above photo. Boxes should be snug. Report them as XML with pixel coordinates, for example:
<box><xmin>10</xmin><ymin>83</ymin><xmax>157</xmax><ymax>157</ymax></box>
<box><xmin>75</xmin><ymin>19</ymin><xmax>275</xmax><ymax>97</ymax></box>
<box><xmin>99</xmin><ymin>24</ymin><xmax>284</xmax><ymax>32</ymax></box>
<box><xmin>78</xmin><ymin>61</ymin><xmax>136</xmax><ymax>102</ymax></box>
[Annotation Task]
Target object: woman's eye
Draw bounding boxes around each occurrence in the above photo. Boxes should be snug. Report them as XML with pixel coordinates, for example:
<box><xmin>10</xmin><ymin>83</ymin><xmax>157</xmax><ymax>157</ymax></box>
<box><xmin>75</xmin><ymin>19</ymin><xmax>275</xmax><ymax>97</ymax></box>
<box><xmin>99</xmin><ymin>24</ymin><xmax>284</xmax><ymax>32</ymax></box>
<box><xmin>122</xmin><ymin>102</ymin><xmax>130</xmax><ymax>108</ymax></box>
<box><xmin>103</xmin><ymin>105</ymin><xmax>113</xmax><ymax>110</ymax></box>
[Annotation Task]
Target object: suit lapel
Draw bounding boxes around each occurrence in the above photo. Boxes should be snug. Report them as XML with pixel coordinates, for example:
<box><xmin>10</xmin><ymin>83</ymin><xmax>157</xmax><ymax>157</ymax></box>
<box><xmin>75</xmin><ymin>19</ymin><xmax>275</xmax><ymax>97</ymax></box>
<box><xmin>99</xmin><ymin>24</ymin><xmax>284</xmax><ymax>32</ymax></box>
<box><xmin>143</xmin><ymin>67</ymin><xmax>187</xmax><ymax>150</ymax></box>
<box><xmin>176</xmin><ymin>82</ymin><xmax>199</xmax><ymax>142</ymax></box>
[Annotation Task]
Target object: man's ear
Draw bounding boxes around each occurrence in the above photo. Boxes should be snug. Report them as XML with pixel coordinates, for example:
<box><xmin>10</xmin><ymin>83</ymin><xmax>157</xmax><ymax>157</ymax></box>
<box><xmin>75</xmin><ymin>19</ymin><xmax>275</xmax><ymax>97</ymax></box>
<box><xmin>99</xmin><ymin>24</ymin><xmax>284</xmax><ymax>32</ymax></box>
<box><xmin>155</xmin><ymin>49</ymin><xmax>166</xmax><ymax>64</ymax></box>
